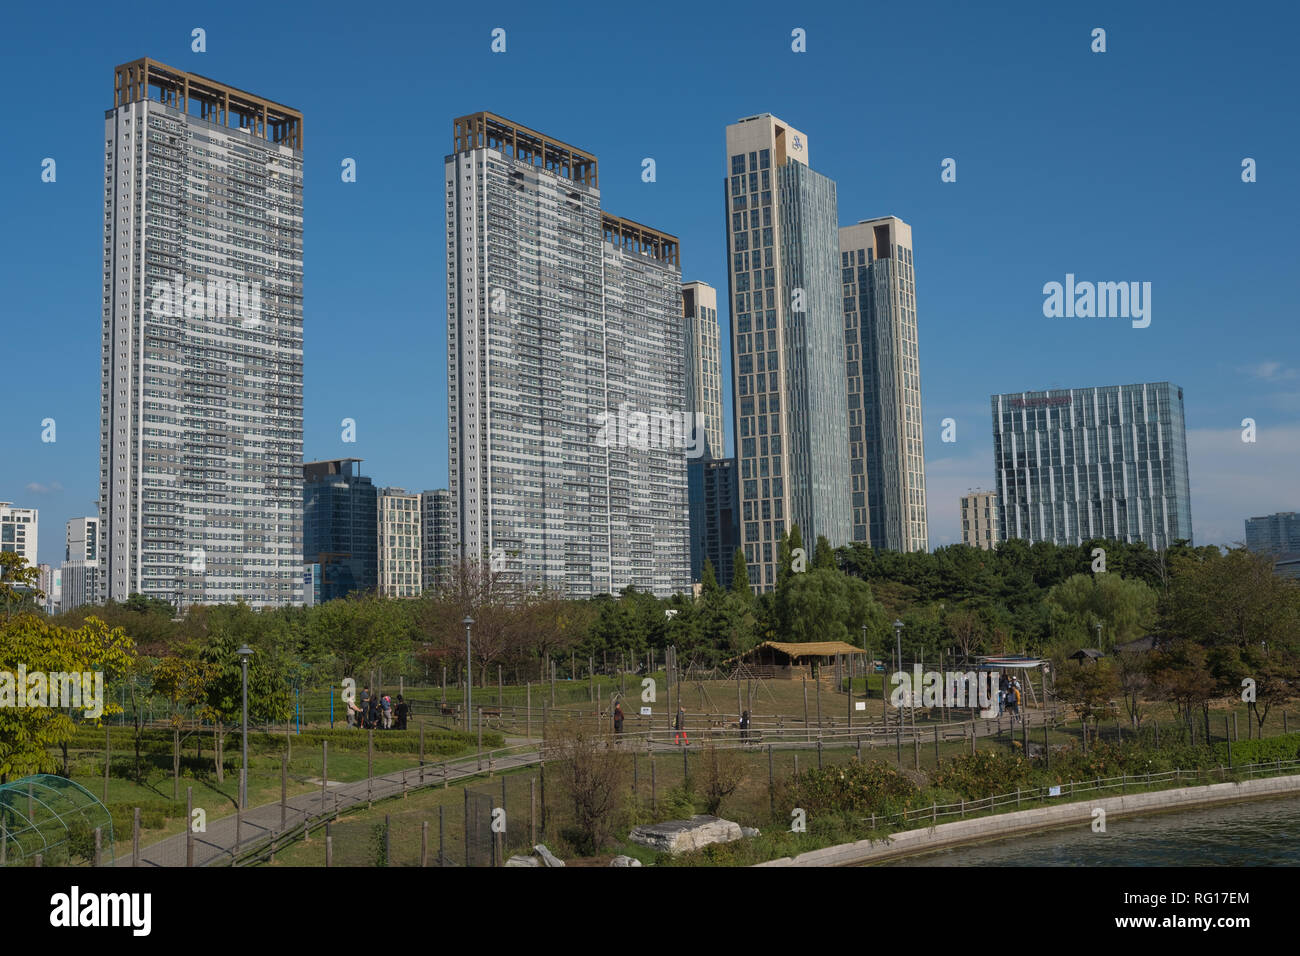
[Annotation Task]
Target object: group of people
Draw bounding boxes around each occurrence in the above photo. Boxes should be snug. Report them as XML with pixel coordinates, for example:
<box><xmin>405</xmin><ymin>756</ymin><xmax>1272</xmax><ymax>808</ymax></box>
<box><xmin>608</xmin><ymin>701</ymin><xmax>752</xmax><ymax>746</ymax></box>
<box><xmin>998</xmin><ymin>673</ymin><xmax>1024</xmax><ymax>721</ymax></box>
<box><xmin>347</xmin><ymin>687</ymin><xmax>410</xmax><ymax>730</ymax></box>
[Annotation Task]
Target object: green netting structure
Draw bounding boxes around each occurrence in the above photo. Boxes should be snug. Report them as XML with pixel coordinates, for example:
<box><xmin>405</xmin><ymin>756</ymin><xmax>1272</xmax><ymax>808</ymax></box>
<box><xmin>0</xmin><ymin>774</ymin><xmax>115</xmax><ymax>866</ymax></box>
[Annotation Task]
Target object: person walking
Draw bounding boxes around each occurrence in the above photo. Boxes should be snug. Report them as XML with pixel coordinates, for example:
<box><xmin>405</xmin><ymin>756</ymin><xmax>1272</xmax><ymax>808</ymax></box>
<box><xmin>675</xmin><ymin>704</ymin><xmax>689</xmax><ymax>746</ymax></box>
<box><xmin>395</xmin><ymin>694</ymin><xmax>409</xmax><ymax>731</ymax></box>
<box><xmin>739</xmin><ymin>710</ymin><xmax>751</xmax><ymax>744</ymax></box>
<box><xmin>613</xmin><ymin>701</ymin><xmax>624</xmax><ymax>735</ymax></box>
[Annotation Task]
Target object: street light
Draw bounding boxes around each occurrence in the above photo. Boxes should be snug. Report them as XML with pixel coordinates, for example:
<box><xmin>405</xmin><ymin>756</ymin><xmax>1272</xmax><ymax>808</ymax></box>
<box><xmin>463</xmin><ymin>616</ymin><xmax>474</xmax><ymax>731</ymax></box>
<box><xmin>236</xmin><ymin>644</ymin><xmax>253</xmax><ymax>810</ymax></box>
<box><xmin>893</xmin><ymin>620</ymin><xmax>904</xmax><ymax>674</ymax></box>
<box><xmin>1095</xmin><ymin>621</ymin><xmax>1103</xmax><ymax>646</ymax></box>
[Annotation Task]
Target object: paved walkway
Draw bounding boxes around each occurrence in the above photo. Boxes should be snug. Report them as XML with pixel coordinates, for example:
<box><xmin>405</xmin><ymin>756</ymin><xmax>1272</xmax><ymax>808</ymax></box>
<box><xmin>117</xmin><ymin>746</ymin><xmax>543</xmax><ymax>867</ymax></box>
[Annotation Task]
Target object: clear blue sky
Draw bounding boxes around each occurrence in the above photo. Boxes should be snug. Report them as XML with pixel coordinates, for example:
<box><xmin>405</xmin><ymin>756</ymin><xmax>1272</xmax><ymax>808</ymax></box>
<box><xmin>3</xmin><ymin>0</ymin><xmax>1298</xmax><ymax>567</ymax></box>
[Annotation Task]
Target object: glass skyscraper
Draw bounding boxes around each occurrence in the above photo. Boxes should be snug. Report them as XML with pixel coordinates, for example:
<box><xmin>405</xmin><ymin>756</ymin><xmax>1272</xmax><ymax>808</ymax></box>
<box><xmin>726</xmin><ymin>114</ymin><xmax>851</xmax><ymax>592</ymax></box>
<box><xmin>303</xmin><ymin>458</ymin><xmax>378</xmax><ymax>602</ymax></box>
<box><xmin>1245</xmin><ymin>513</ymin><xmax>1300</xmax><ymax>554</ymax></box>
<box><xmin>101</xmin><ymin>59</ymin><xmax>303</xmax><ymax>607</ymax></box>
<box><xmin>991</xmin><ymin>382</ymin><xmax>1192</xmax><ymax>549</ymax></box>
<box><xmin>841</xmin><ymin>217</ymin><xmax>928</xmax><ymax>552</ymax></box>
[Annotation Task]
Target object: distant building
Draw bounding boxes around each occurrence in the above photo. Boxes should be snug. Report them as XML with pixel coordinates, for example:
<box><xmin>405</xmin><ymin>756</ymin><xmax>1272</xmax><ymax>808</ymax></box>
<box><xmin>960</xmin><ymin>490</ymin><xmax>999</xmax><ymax>550</ymax></box>
<box><xmin>682</xmin><ymin>281</ymin><xmax>724</xmax><ymax>460</ymax></box>
<box><xmin>420</xmin><ymin>490</ymin><xmax>453</xmax><ymax>591</ymax></box>
<box><xmin>725</xmin><ymin>113</ymin><xmax>852</xmax><ymax>590</ymax></box>
<box><xmin>378</xmin><ymin>488</ymin><xmax>421</xmax><ymax>598</ymax></box>
<box><xmin>60</xmin><ymin>560</ymin><xmax>99</xmax><ymax>612</ymax></box>
<box><xmin>841</xmin><ymin>216</ymin><xmax>928</xmax><ymax>552</ymax></box>
<box><xmin>302</xmin><ymin>563</ymin><xmax>322</xmax><ymax>607</ymax></box>
<box><xmin>446</xmin><ymin>112</ymin><xmax>689</xmax><ymax>597</ymax></box>
<box><xmin>100</xmin><ymin>59</ymin><xmax>304</xmax><ymax>608</ymax></box>
<box><xmin>66</xmin><ymin>517</ymin><xmax>99</xmax><ymax>563</ymax></box>
<box><xmin>0</xmin><ymin>502</ymin><xmax>39</xmax><ymax>567</ymax></box>
<box><xmin>992</xmin><ymin>382</ymin><xmax>1192</xmax><ymax>549</ymax></box>
<box><xmin>38</xmin><ymin>563</ymin><xmax>61</xmax><ymax>614</ymax></box>
<box><xmin>303</xmin><ymin>458</ymin><xmax>378</xmax><ymax>603</ymax></box>
<box><xmin>1245</xmin><ymin>512</ymin><xmax>1300</xmax><ymax>554</ymax></box>
<box><xmin>689</xmin><ymin>458</ymin><xmax>741</xmax><ymax>588</ymax></box>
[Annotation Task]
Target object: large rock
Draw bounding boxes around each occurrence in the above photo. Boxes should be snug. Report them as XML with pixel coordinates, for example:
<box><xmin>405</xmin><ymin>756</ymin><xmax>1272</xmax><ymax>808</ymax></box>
<box><xmin>627</xmin><ymin>815</ymin><xmax>744</xmax><ymax>855</ymax></box>
<box><xmin>533</xmin><ymin>844</ymin><xmax>565</xmax><ymax>867</ymax></box>
<box><xmin>506</xmin><ymin>855</ymin><xmax>540</xmax><ymax>867</ymax></box>
<box><xmin>609</xmin><ymin>855</ymin><xmax>643</xmax><ymax>867</ymax></box>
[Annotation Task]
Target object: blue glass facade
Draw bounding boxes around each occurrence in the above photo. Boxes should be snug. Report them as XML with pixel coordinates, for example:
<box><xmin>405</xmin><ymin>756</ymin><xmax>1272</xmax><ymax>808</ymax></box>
<box><xmin>777</xmin><ymin>162</ymin><xmax>853</xmax><ymax>553</ymax></box>
<box><xmin>992</xmin><ymin>382</ymin><xmax>1192</xmax><ymax>549</ymax></box>
<box><xmin>689</xmin><ymin>458</ymin><xmax>740</xmax><ymax>588</ymax></box>
<box><xmin>303</xmin><ymin>458</ymin><xmax>378</xmax><ymax>602</ymax></box>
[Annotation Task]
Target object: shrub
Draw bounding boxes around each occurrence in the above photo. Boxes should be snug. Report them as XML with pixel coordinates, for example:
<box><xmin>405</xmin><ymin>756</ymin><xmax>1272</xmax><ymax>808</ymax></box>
<box><xmin>1215</xmin><ymin>733</ymin><xmax>1300</xmax><ymax>766</ymax></box>
<box><xmin>932</xmin><ymin>751</ymin><xmax>1032</xmax><ymax>799</ymax></box>
<box><xmin>789</xmin><ymin>758</ymin><xmax>919</xmax><ymax>816</ymax></box>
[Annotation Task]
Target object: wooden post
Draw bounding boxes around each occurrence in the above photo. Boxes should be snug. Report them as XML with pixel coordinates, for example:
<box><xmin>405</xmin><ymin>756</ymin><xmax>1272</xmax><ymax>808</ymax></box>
<box><xmin>1233</xmin><ymin>712</ymin><xmax>1238</xmax><ymax>742</ymax></box>
<box><xmin>326</xmin><ymin>822</ymin><xmax>333</xmax><ymax>867</ymax></box>
<box><xmin>282</xmin><ymin>752</ymin><xmax>288</xmax><ymax>828</ymax></box>
<box><xmin>385</xmin><ymin>814</ymin><xmax>391</xmax><ymax>866</ymax></box>
<box><xmin>421</xmin><ymin>820</ymin><xmax>429</xmax><ymax>867</ymax></box>
<box><xmin>368</xmin><ymin>730</ymin><xmax>374</xmax><ymax>808</ymax></box>
<box><xmin>759</xmin><ymin>743</ymin><xmax>769</xmax><ymax>816</ymax></box>
<box><xmin>132</xmin><ymin>808</ymin><xmax>140</xmax><ymax>867</ymax></box>
<box><xmin>1044</xmin><ymin>723</ymin><xmax>1050</xmax><ymax>770</ymax></box>
<box><xmin>499</xmin><ymin>664</ymin><xmax>503</xmax><ymax>707</ymax></box>
<box><xmin>527</xmin><ymin>682</ymin><xmax>531</xmax><ymax>739</ymax></box>
<box><xmin>530</xmin><ymin>778</ymin><xmax>537</xmax><ymax>845</ymax></box>
<box><xmin>914</xmin><ymin>734</ymin><xmax>920</xmax><ymax>770</ymax></box>
<box><xmin>651</xmin><ymin>754</ymin><xmax>656</xmax><ymax>812</ymax></box>
<box><xmin>817</xmin><ymin>739</ymin><xmax>823</xmax><ymax>770</ymax></box>
<box><xmin>816</xmin><ymin>675</ymin><xmax>822</xmax><ymax>730</ymax></box>
<box><xmin>478</xmin><ymin>707</ymin><xmax>484</xmax><ymax>772</ymax></box>
<box><xmin>419</xmin><ymin>724</ymin><xmax>425</xmax><ymax>782</ymax></box>
<box><xmin>934</xmin><ymin>725</ymin><xmax>940</xmax><ymax>766</ymax></box>
<box><xmin>442</xmin><ymin>665</ymin><xmax>447</xmax><ymax>708</ymax></box>
<box><xmin>94</xmin><ymin>826</ymin><xmax>102</xmax><ymax>867</ymax></box>
<box><xmin>185</xmin><ymin>786</ymin><xmax>194</xmax><ymax>867</ymax></box>
<box><xmin>802</xmin><ymin>677</ymin><xmax>809</xmax><ymax>734</ymax></box>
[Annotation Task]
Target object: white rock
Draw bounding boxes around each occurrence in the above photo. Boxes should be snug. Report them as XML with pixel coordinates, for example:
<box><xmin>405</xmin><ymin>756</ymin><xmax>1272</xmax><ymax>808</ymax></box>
<box><xmin>506</xmin><ymin>855</ymin><xmax>540</xmax><ymax>867</ymax></box>
<box><xmin>627</xmin><ymin>815</ymin><xmax>744</xmax><ymax>855</ymax></box>
<box><xmin>533</xmin><ymin>843</ymin><xmax>565</xmax><ymax>867</ymax></box>
<box><xmin>609</xmin><ymin>855</ymin><xmax>643</xmax><ymax>866</ymax></box>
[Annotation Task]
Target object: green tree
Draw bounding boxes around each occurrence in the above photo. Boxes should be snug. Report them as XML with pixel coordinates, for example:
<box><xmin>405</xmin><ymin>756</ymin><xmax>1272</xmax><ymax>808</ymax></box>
<box><xmin>0</xmin><ymin>615</ymin><xmax>135</xmax><ymax>780</ymax></box>
<box><xmin>0</xmin><ymin>552</ymin><xmax>43</xmax><ymax>620</ymax></box>
<box><xmin>730</xmin><ymin>548</ymin><xmax>751</xmax><ymax>601</ymax></box>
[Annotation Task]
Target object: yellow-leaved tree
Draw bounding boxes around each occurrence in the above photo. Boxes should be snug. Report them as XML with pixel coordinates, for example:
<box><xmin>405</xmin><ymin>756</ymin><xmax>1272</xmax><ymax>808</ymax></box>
<box><xmin>0</xmin><ymin>614</ymin><xmax>136</xmax><ymax>781</ymax></box>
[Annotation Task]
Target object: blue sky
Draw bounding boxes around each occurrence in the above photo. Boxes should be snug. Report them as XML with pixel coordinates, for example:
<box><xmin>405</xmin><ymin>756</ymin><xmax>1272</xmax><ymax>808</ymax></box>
<box><xmin>3</xmin><ymin>0</ymin><xmax>1298</xmax><ymax>567</ymax></box>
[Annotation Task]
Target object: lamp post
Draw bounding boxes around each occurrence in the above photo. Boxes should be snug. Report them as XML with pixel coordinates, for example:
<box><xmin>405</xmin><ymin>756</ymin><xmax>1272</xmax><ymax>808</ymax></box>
<box><xmin>1095</xmin><ymin>621</ymin><xmax>1103</xmax><ymax>647</ymax></box>
<box><xmin>236</xmin><ymin>644</ymin><xmax>253</xmax><ymax>810</ymax></box>
<box><xmin>861</xmin><ymin>624</ymin><xmax>868</xmax><ymax>695</ymax></box>
<box><xmin>893</xmin><ymin>620</ymin><xmax>904</xmax><ymax>675</ymax></box>
<box><xmin>463</xmin><ymin>616</ymin><xmax>474</xmax><ymax>732</ymax></box>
